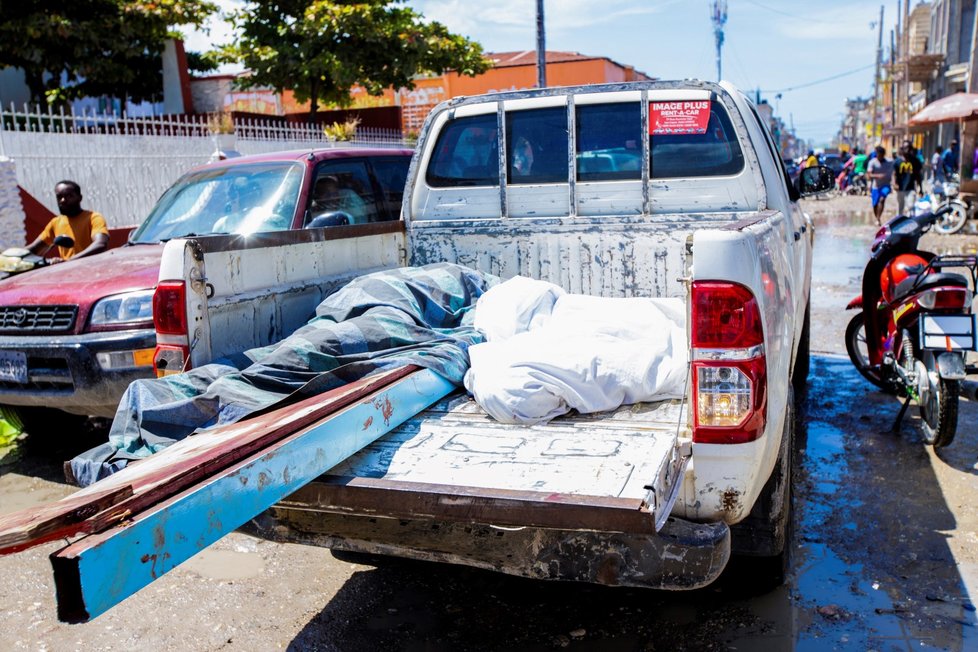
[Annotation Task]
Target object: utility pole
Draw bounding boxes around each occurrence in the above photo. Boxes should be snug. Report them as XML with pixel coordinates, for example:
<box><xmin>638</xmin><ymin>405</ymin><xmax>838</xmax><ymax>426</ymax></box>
<box><xmin>870</xmin><ymin>4</ymin><xmax>884</xmax><ymax>149</ymax></box>
<box><xmin>711</xmin><ymin>1</ymin><xmax>728</xmax><ymax>82</ymax></box>
<box><xmin>536</xmin><ymin>0</ymin><xmax>547</xmax><ymax>88</ymax></box>
<box><xmin>890</xmin><ymin>28</ymin><xmax>896</xmax><ymax>143</ymax></box>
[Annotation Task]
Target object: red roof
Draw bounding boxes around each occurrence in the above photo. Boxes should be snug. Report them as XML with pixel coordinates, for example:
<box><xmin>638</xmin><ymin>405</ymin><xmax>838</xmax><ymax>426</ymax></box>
<box><xmin>485</xmin><ymin>51</ymin><xmax>652</xmax><ymax>80</ymax></box>
<box><xmin>488</xmin><ymin>51</ymin><xmax>598</xmax><ymax>67</ymax></box>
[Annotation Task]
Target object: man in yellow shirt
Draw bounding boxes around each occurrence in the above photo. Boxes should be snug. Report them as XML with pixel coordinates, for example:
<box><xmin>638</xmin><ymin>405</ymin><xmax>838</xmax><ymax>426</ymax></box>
<box><xmin>27</xmin><ymin>180</ymin><xmax>109</xmax><ymax>262</ymax></box>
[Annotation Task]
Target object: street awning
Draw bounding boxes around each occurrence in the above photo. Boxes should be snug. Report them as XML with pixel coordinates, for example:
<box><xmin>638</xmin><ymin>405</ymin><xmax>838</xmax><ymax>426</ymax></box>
<box><xmin>908</xmin><ymin>92</ymin><xmax>978</xmax><ymax>125</ymax></box>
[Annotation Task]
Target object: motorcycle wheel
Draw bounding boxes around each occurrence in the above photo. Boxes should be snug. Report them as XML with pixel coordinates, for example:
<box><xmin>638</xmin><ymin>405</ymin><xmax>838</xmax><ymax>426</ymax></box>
<box><xmin>845</xmin><ymin>312</ymin><xmax>898</xmax><ymax>393</ymax></box>
<box><xmin>916</xmin><ymin>351</ymin><xmax>959</xmax><ymax>448</ymax></box>
<box><xmin>933</xmin><ymin>201</ymin><xmax>969</xmax><ymax>235</ymax></box>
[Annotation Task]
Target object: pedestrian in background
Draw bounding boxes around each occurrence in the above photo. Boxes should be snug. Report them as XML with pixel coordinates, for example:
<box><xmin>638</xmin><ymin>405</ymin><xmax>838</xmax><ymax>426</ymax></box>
<box><xmin>943</xmin><ymin>139</ymin><xmax>959</xmax><ymax>178</ymax></box>
<box><xmin>867</xmin><ymin>145</ymin><xmax>894</xmax><ymax>225</ymax></box>
<box><xmin>894</xmin><ymin>140</ymin><xmax>923</xmax><ymax>216</ymax></box>
<box><xmin>931</xmin><ymin>146</ymin><xmax>946</xmax><ymax>188</ymax></box>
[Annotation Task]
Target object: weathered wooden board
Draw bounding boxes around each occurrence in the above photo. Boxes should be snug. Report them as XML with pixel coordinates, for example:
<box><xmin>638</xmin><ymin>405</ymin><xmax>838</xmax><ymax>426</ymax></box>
<box><xmin>0</xmin><ymin>366</ymin><xmax>416</xmax><ymax>555</ymax></box>
<box><xmin>49</xmin><ymin>368</ymin><xmax>455</xmax><ymax>623</ymax></box>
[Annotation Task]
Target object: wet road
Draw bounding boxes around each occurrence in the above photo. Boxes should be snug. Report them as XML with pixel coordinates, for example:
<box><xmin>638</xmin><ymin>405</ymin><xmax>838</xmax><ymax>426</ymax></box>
<box><xmin>1</xmin><ymin>195</ymin><xmax>978</xmax><ymax>650</ymax></box>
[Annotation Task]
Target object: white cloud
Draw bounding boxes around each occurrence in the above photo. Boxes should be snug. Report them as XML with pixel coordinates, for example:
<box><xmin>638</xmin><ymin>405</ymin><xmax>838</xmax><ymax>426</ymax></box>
<box><xmin>767</xmin><ymin>4</ymin><xmax>882</xmax><ymax>42</ymax></box>
<box><xmin>414</xmin><ymin>0</ymin><xmax>683</xmax><ymax>46</ymax></box>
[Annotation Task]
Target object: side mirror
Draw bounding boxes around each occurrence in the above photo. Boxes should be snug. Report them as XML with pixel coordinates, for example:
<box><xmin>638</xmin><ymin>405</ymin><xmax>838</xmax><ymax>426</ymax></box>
<box><xmin>305</xmin><ymin>211</ymin><xmax>352</xmax><ymax>228</ymax></box>
<box><xmin>798</xmin><ymin>165</ymin><xmax>835</xmax><ymax>197</ymax></box>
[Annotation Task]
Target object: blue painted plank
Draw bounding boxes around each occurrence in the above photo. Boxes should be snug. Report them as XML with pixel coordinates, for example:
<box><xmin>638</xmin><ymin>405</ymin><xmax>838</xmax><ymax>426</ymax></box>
<box><xmin>51</xmin><ymin>369</ymin><xmax>455</xmax><ymax>622</ymax></box>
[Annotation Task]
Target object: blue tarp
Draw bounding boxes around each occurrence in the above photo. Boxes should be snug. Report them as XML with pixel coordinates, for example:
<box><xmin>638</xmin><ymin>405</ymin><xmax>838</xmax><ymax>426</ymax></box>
<box><xmin>70</xmin><ymin>263</ymin><xmax>498</xmax><ymax>486</ymax></box>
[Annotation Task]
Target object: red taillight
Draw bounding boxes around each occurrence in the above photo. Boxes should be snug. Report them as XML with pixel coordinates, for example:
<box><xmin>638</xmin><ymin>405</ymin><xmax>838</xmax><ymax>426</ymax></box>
<box><xmin>917</xmin><ymin>287</ymin><xmax>972</xmax><ymax>310</ymax></box>
<box><xmin>153</xmin><ymin>281</ymin><xmax>187</xmax><ymax>335</ymax></box>
<box><xmin>691</xmin><ymin>281</ymin><xmax>763</xmax><ymax>348</ymax></box>
<box><xmin>691</xmin><ymin>281</ymin><xmax>767</xmax><ymax>444</ymax></box>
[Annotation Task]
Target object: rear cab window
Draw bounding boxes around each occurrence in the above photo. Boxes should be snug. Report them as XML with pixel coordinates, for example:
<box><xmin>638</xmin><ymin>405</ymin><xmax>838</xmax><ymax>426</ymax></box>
<box><xmin>417</xmin><ymin>88</ymin><xmax>753</xmax><ymax>218</ymax></box>
<box><xmin>506</xmin><ymin>107</ymin><xmax>568</xmax><ymax>184</ymax></box>
<box><xmin>426</xmin><ymin>114</ymin><xmax>499</xmax><ymax>187</ymax></box>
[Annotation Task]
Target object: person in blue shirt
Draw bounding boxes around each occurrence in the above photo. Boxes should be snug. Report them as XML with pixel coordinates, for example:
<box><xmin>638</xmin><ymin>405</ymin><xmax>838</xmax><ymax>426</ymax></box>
<box><xmin>942</xmin><ymin>139</ymin><xmax>959</xmax><ymax>177</ymax></box>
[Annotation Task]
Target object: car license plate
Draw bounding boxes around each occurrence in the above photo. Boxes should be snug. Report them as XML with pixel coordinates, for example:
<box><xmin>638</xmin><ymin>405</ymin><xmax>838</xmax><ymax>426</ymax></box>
<box><xmin>920</xmin><ymin>314</ymin><xmax>977</xmax><ymax>351</ymax></box>
<box><xmin>0</xmin><ymin>350</ymin><xmax>27</xmax><ymax>384</ymax></box>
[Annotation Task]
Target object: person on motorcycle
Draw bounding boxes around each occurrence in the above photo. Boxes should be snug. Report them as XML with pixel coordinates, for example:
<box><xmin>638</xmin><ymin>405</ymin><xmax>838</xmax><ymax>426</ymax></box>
<box><xmin>26</xmin><ymin>180</ymin><xmax>109</xmax><ymax>263</ymax></box>
<box><xmin>847</xmin><ymin>147</ymin><xmax>868</xmax><ymax>193</ymax></box>
<box><xmin>837</xmin><ymin>156</ymin><xmax>854</xmax><ymax>192</ymax></box>
<box><xmin>867</xmin><ymin>145</ymin><xmax>895</xmax><ymax>225</ymax></box>
<box><xmin>894</xmin><ymin>140</ymin><xmax>923</xmax><ymax>215</ymax></box>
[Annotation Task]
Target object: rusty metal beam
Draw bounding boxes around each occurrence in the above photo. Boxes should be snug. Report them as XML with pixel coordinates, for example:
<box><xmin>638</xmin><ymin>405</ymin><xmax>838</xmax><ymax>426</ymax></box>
<box><xmin>48</xmin><ymin>368</ymin><xmax>455</xmax><ymax>623</ymax></box>
<box><xmin>277</xmin><ymin>476</ymin><xmax>658</xmax><ymax>534</ymax></box>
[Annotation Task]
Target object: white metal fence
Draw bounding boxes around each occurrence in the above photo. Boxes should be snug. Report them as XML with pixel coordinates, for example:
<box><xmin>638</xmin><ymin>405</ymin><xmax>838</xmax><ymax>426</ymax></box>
<box><xmin>0</xmin><ymin>104</ymin><xmax>408</xmax><ymax>232</ymax></box>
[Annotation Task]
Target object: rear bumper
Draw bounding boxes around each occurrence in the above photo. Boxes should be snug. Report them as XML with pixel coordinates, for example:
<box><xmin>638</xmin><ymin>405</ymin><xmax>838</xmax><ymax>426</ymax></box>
<box><xmin>253</xmin><ymin>477</ymin><xmax>731</xmax><ymax>590</ymax></box>
<box><xmin>0</xmin><ymin>328</ymin><xmax>155</xmax><ymax>417</ymax></box>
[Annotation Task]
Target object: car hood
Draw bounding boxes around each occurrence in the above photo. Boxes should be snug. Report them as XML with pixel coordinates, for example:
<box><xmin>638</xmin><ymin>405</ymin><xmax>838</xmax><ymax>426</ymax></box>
<box><xmin>0</xmin><ymin>245</ymin><xmax>163</xmax><ymax>331</ymax></box>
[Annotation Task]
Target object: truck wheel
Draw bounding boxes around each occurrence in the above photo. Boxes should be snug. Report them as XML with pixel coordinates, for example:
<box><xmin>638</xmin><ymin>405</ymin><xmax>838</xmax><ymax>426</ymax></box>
<box><xmin>729</xmin><ymin>389</ymin><xmax>794</xmax><ymax>588</ymax></box>
<box><xmin>791</xmin><ymin>301</ymin><xmax>810</xmax><ymax>392</ymax></box>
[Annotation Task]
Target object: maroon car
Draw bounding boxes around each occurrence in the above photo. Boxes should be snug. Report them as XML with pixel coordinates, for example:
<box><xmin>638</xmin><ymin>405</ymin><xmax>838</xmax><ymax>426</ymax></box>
<box><xmin>0</xmin><ymin>147</ymin><xmax>413</xmax><ymax>424</ymax></box>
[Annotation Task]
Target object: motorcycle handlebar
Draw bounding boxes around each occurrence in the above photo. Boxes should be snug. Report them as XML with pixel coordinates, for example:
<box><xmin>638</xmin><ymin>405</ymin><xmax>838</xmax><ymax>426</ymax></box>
<box><xmin>872</xmin><ymin>204</ymin><xmax>954</xmax><ymax>256</ymax></box>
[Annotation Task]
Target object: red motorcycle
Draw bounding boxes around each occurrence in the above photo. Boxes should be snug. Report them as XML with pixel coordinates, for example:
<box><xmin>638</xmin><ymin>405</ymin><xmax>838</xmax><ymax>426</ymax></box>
<box><xmin>845</xmin><ymin>206</ymin><xmax>977</xmax><ymax>448</ymax></box>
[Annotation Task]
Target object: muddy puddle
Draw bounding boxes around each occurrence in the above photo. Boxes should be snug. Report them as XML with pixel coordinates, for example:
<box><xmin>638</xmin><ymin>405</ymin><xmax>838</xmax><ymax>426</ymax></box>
<box><xmin>794</xmin><ymin>356</ymin><xmax>978</xmax><ymax>651</ymax></box>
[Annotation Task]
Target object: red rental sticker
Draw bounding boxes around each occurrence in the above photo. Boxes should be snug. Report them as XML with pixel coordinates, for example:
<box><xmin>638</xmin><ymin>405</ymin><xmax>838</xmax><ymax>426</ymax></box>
<box><xmin>650</xmin><ymin>100</ymin><xmax>711</xmax><ymax>135</ymax></box>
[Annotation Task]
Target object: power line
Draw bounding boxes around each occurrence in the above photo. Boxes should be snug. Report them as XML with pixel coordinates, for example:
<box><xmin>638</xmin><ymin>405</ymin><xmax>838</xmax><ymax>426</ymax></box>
<box><xmin>761</xmin><ymin>63</ymin><xmax>875</xmax><ymax>94</ymax></box>
<box><xmin>741</xmin><ymin>0</ymin><xmax>838</xmax><ymax>24</ymax></box>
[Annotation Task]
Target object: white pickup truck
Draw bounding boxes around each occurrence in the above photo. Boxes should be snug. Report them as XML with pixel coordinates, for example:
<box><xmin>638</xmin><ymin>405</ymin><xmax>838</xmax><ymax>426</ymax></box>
<box><xmin>156</xmin><ymin>80</ymin><xmax>829</xmax><ymax>589</ymax></box>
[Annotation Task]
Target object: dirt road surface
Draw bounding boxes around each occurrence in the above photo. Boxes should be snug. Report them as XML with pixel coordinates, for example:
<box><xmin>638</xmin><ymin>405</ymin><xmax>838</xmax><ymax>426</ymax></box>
<box><xmin>1</xmin><ymin>194</ymin><xmax>977</xmax><ymax>650</ymax></box>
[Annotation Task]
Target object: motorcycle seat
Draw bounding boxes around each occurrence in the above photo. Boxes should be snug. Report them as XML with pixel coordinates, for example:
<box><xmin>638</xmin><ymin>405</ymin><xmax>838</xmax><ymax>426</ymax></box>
<box><xmin>892</xmin><ymin>271</ymin><xmax>969</xmax><ymax>303</ymax></box>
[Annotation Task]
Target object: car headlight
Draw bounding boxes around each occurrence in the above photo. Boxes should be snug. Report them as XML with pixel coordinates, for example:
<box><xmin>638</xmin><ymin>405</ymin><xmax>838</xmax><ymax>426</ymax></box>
<box><xmin>89</xmin><ymin>289</ymin><xmax>155</xmax><ymax>327</ymax></box>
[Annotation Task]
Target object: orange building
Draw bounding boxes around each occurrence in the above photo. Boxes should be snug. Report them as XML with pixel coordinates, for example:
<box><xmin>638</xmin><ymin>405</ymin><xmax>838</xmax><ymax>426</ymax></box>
<box><xmin>282</xmin><ymin>51</ymin><xmax>654</xmax><ymax>133</ymax></box>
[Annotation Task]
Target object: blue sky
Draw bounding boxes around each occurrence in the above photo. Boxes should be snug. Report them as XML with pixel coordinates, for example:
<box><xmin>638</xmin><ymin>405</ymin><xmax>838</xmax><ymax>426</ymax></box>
<box><xmin>183</xmin><ymin>0</ymin><xmax>904</xmax><ymax>146</ymax></box>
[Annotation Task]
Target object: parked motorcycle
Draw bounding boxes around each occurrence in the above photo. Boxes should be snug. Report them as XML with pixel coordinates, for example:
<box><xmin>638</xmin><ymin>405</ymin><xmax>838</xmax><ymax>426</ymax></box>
<box><xmin>0</xmin><ymin>235</ymin><xmax>74</xmax><ymax>281</ymax></box>
<box><xmin>845</xmin><ymin>205</ymin><xmax>977</xmax><ymax>448</ymax></box>
<box><xmin>927</xmin><ymin>173</ymin><xmax>978</xmax><ymax>235</ymax></box>
<box><xmin>932</xmin><ymin>197</ymin><xmax>971</xmax><ymax>234</ymax></box>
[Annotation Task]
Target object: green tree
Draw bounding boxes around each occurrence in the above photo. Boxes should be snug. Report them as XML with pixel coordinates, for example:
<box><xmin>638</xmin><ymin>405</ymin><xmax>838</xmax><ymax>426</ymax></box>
<box><xmin>218</xmin><ymin>0</ymin><xmax>490</xmax><ymax>120</ymax></box>
<box><xmin>0</xmin><ymin>0</ymin><xmax>216</xmax><ymax>105</ymax></box>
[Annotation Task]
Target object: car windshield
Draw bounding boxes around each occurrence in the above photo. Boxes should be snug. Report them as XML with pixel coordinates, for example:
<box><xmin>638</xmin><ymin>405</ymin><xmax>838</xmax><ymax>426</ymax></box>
<box><xmin>130</xmin><ymin>162</ymin><xmax>303</xmax><ymax>243</ymax></box>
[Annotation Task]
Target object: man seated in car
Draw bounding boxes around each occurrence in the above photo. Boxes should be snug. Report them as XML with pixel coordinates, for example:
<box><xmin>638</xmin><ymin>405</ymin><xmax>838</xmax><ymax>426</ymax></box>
<box><xmin>310</xmin><ymin>175</ymin><xmax>369</xmax><ymax>224</ymax></box>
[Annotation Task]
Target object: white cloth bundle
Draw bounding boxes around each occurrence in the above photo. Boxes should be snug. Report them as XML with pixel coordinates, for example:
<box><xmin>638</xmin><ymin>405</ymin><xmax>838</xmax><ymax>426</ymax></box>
<box><xmin>465</xmin><ymin>277</ymin><xmax>688</xmax><ymax>424</ymax></box>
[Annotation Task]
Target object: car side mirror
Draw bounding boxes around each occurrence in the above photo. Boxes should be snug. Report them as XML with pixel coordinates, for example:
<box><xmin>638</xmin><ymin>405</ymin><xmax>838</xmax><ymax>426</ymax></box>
<box><xmin>798</xmin><ymin>165</ymin><xmax>835</xmax><ymax>197</ymax></box>
<box><xmin>305</xmin><ymin>211</ymin><xmax>352</xmax><ymax>228</ymax></box>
